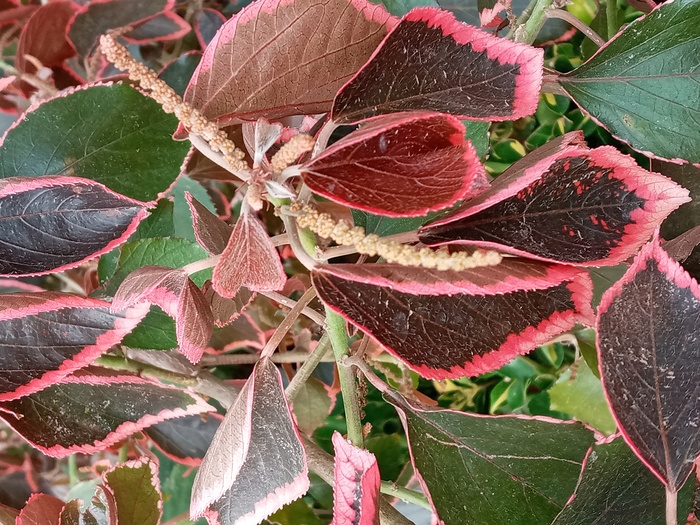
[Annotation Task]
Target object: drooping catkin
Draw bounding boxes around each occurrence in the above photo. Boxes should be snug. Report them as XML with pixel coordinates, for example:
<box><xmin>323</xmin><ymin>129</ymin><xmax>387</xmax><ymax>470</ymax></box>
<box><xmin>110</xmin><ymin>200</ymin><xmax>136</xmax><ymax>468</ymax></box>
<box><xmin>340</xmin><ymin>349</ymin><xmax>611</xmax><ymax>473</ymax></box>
<box><xmin>99</xmin><ymin>34</ymin><xmax>249</xmax><ymax>172</ymax></box>
<box><xmin>270</xmin><ymin>134</ymin><xmax>315</xmax><ymax>173</ymax></box>
<box><xmin>291</xmin><ymin>203</ymin><xmax>502</xmax><ymax>271</ymax></box>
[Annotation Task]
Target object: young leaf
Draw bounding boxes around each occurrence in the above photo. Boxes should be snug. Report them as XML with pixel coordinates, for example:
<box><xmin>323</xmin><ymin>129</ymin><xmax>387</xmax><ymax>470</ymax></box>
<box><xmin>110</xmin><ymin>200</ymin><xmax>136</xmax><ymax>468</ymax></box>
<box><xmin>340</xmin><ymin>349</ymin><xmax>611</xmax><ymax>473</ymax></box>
<box><xmin>313</xmin><ymin>261</ymin><xmax>594</xmax><ymax>378</ymax></box>
<box><xmin>387</xmin><ymin>392</ymin><xmax>595</xmax><ymax>525</ymax></box>
<box><xmin>181</xmin><ymin>0</ymin><xmax>395</xmax><ymax>129</ymax></box>
<box><xmin>191</xmin><ymin>358</ymin><xmax>309</xmax><ymax>523</ymax></box>
<box><xmin>301</xmin><ymin>112</ymin><xmax>484</xmax><ymax>217</ymax></box>
<box><xmin>146</xmin><ymin>413</ymin><xmax>223</xmax><ymax>466</ymax></box>
<box><xmin>0</xmin><ymin>176</ymin><xmax>149</xmax><ymax>276</ymax></box>
<box><xmin>0</xmin><ymin>292</ymin><xmax>148</xmax><ymax>402</ymax></box>
<box><xmin>331</xmin><ymin>432</ymin><xmax>381</xmax><ymax>525</ymax></box>
<box><xmin>597</xmin><ymin>239</ymin><xmax>700</xmax><ymax>491</ymax></box>
<box><xmin>203</xmin><ymin>281</ymin><xmax>256</xmax><ymax>327</ymax></box>
<box><xmin>212</xmin><ymin>212</ymin><xmax>287</xmax><ymax>298</ymax></box>
<box><xmin>102</xmin><ymin>458</ymin><xmax>162</xmax><ymax>525</ymax></box>
<box><xmin>551</xmin><ymin>439</ymin><xmax>694</xmax><ymax>525</ymax></box>
<box><xmin>332</xmin><ymin>7</ymin><xmax>543</xmax><ymax>123</ymax></box>
<box><xmin>0</xmin><ymin>84</ymin><xmax>189</xmax><ymax>202</ymax></box>
<box><xmin>187</xmin><ymin>192</ymin><xmax>232</xmax><ymax>255</ymax></box>
<box><xmin>16</xmin><ymin>493</ymin><xmax>64</xmax><ymax>525</ymax></box>
<box><xmin>112</xmin><ymin>266</ymin><xmax>214</xmax><ymax>363</ymax></box>
<box><xmin>419</xmin><ymin>146</ymin><xmax>690</xmax><ymax>266</ymax></box>
<box><xmin>0</xmin><ymin>375</ymin><xmax>213</xmax><ymax>457</ymax></box>
<box><xmin>559</xmin><ymin>0</ymin><xmax>700</xmax><ymax>163</ymax></box>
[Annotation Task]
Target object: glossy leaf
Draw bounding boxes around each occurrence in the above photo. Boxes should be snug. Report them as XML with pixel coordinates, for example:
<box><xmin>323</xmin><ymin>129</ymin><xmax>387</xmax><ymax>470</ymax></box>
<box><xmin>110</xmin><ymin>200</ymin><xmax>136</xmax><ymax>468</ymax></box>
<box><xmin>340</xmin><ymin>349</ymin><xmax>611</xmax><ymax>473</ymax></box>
<box><xmin>187</xmin><ymin>192</ymin><xmax>232</xmax><ymax>255</ymax></box>
<box><xmin>112</xmin><ymin>266</ymin><xmax>214</xmax><ymax>363</ymax></box>
<box><xmin>419</xmin><ymin>146</ymin><xmax>690</xmax><ymax>266</ymax></box>
<box><xmin>146</xmin><ymin>413</ymin><xmax>223</xmax><ymax>466</ymax></box>
<box><xmin>191</xmin><ymin>359</ymin><xmax>309</xmax><ymax>523</ymax></box>
<box><xmin>388</xmin><ymin>392</ymin><xmax>595</xmax><ymax>525</ymax></box>
<box><xmin>552</xmin><ymin>439</ymin><xmax>694</xmax><ymax>525</ymax></box>
<box><xmin>16</xmin><ymin>493</ymin><xmax>64</xmax><ymax>525</ymax></box>
<box><xmin>102</xmin><ymin>458</ymin><xmax>162</xmax><ymax>525</ymax></box>
<box><xmin>301</xmin><ymin>112</ymin><xmax>484</xmax><ymax>216</ymax></box>
<box><xmin>181</xmin><ymin>0</ymin><xmax>395</xmax><ymax>129</ymax></box>
<box><xmin>0</xmin><ymin>176</ymin><xmax>148</xmax><ymax>276</ymax></box>
<box><xmin>0</xmin><ymin>292</ymin><xmax>148</xmax><ymax>402</ymax></box>
<box><xmin>597</xmin><ymin>239</ymin><xmax>700</xmax><ymax>491</ymax></box>
<box><xmin>313</xmin><ymin>261</ymin><xmax>594</xmax><ymax>378</ymax></box>
<box><xmin>332</xmin><ymin>7</ymin><xmax>543</xmax><ymax>123</ymax></box>
<box><xmin>559</xmin><ymin>0</ymin><xmax>700</xmax><ymax>163</ymax></box>
<box><xmin>0</xmin><ymin>375</ymin><xmax>213</xmax><ymax>457</ymax></box>
<box><xmin>213</xmin><ymin>212</ymin><xmax>287</xmax><ymax>298</ymax></box>
<box><xmin>331</xmin><ymin>432</ymin><xmax>380</xmax><ymax>525</ymax></box>
<box><xmin>0</xmin><ymin>84</ymin><xmax>189</xmax><ymax>202</ymax></box>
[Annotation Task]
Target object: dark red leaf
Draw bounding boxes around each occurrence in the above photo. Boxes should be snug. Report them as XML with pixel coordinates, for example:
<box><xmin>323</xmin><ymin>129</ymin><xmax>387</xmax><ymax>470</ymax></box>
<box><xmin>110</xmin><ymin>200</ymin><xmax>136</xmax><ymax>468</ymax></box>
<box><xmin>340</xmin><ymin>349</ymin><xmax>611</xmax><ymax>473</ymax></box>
<box><xmin>111</xmin><ymin>266</ymin><xmax>214</xmax><ymax>363</ymax></box>
<box><xmin>332</xmin><ymin>7</ymin><xmax>543</xmax><ymax>123</ymax></box>
<box><xmin>16</xmin><ymin>493</ymin><xmax>64</xmax><ymax>525</ymax></box>
<box><xmin>301</xmin><ymin>112</ymin><xmax>484</xmax><ymax>217</ymax></box>
<box><xmin>597</xmin><ymin>238</ymin><xmax>700</xmax><ymax>491</ymax></box>
<box><xmin>146</xmin><ymin>413</ymin><xmax>223</xmax><ymax>466</ymax></box>
<box><xmin>207</xmin><ymin>310</ymin><xmax>266</xmax><ymax>352</ymax></box>
<box><xmin>212</xmin><ymin>212</ymin><xmax>287</xmax><ymax>298</ymax></box>
<box><xmin>313</xmin><ymin>262</ymin><xmax>594</xmax><ymax>379</ymax></box>
<box><xmin>202</xmin><ymin>281</ymin><xmax>255</xmax><ymax>327</ymax></box>
<box><xmin>195</xmin><ymin>8</ymin><xmax>226</xmax><ymax>49</ymax></box>
<box><xmin>419</xmin><ymin>146</ymin><xmax>690</xmax><ymax>266</ymax></box>
<box><xmin>332</xmin><ymin>432</ymin><xmax>380</xmax><ymax>525</ymax></box>
<box><xmin>0</xmin><ymin>176</ymin><xmax>149</xmax><ymax>276</ymax></box>
<box><xmin>123</xmin><ymin>11</ymin><xmax>191</xmax><ymax>44</ymax></box>
<box><xmin>15</xmin><ymin>2</ymin><xmax>76</xmax><ymax>84</ymax></box>
<box><xmin>180</xmin><ymin>0</ymin><xmax>395</xmax><ymax>130</ymax></box>
<box><xmin>0</xmin><ymin>375</ymin><xmax>213</xmax><ymax>457</ymax></box>
<box><xmin>67</xmin><ymin>0</ymin><xmax>172</xmax><ymax>56</ymax></box>
<box><xmin>191</xmin><ymin>358</ymin><xmax>309</xmax><ymax>522</ymax></box>
<box><xmin>0</xmin><ymin>5</ymin><xmax>36</xmax><ymax>28</ymax></box>
<box><xmin>0</xmin><ymin>292</ymin><xmax>148</xmax><ymax>402</ymax></box>
<box><xmin>187</xmin><ymin>192</ymin><xmax>232</xmax><ymax>255</ymax></box>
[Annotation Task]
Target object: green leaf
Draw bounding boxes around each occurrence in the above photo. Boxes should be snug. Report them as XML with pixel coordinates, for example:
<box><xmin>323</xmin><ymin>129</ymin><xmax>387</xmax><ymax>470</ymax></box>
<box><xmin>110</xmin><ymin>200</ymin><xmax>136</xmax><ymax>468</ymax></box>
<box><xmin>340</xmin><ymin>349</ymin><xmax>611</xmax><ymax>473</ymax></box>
<box><xmin>388</xmin><ymin>393</ymin><xmax>595</xmax><ymax>525</ymax></box>
<box><xmin>549</xmin><ymin>358</ymin><xmax>617</xmax><ymax>435</ymax></box>
<box><xmin>103</xmin><ymin>459</ymin><xmax>162</xmax><ymax>525</ymax></box>
<box><xmin>551</xmin><ymin>439</ymin><xmax>694</xmax><ymax>524</ymax></box>
<box><xmin>370</xmin><ymin>0</ymin><xmax>439</xmax><ymax>17</ymax></box>
<box><xmin>171</xmin><ymin>176</ymin><xmax>216</xmax><ymax>240</ymax></box>
<box><xmin>121</xmin><ymin>308</ymin><xmax>177</xmax><ymax>350</ymax></box>
<box><xmin>464</xmin><ymin>120</ymin><xmax>490</xmax><ymax>158</ymax></box>
<box><xmin>154</xmin><ymin>449</ymin><xmax>206</xmax><ymax>524</ymax></box>
<box><xmin>104</xmin><ymin>238</ymin><xmax>209</xmax><ymax>296</ymax></box>
<box><xmin>559</xmin><ymin>0</ymin><xmax>700</xmax><ymax>163</ymax></box>
<box><xmin>158</xmin><ymin>52</ymin><xmax>202</xmax><ymax>98</ymax></box>
<box><xmin>291</xmin><ymin>377</ymin><xmax>332</xmax><ymax>435</ymax></box>
<box><xmin>0</xmin><ymin>84</ymin><xmax>189</xmax><ymax>201</ymax></box>
<box><xmin>265</xmin><ymin>499</ymin><xmax>323</xmax><ymax>525</ymax></box>
<box><xmin>352</xmin><ymin>210</ymin><xmax>432</xmax><ymax>237</ymax></box>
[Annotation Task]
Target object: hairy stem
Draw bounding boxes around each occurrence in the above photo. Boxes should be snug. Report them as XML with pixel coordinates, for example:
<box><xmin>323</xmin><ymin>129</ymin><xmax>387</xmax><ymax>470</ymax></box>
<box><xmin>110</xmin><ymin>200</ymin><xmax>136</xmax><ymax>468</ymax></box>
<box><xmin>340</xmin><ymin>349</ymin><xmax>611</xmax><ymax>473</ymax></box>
<box><xmin>546</xmin><ymin>9</ymin><xmax>605</xmax><ymax>46</ymax></box>
<box><xmin>285</xmin><ymin>333</ymin><xmax>332</xmax><ymax>401</ymax></box>
<box><xmin>515</xmin><ymin>0</ymin><xmax>556</xmax><ymax>43</ymax></box>
<box><xmin>326</xmin><ymin>309</ymin><xmax>364</xmax><ymax>446</ymax></box>
<box><xmin>380</xmin><ymin>481</ymin><xmax>432</xmax><ymax>510</ymax></box>
<box><xmin>666</xmin><ymin>487</ymin><xmax>678</xmax><ymax>525</ymax></box>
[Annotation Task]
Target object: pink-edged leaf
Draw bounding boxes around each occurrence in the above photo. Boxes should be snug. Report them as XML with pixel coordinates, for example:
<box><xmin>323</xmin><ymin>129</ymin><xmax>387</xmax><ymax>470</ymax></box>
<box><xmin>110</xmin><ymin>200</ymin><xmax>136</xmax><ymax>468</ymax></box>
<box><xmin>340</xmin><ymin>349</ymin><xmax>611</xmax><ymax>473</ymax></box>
<box><xmin>180</xmin><ymin>0</ymin><xmax>396</xmax><ymax>129</ymax></box>
<box><xmin>203</xmin><ymin>281</ymin><xmax>255</xmax><ymax>327</ymax></box>
<box><xmin>331</xmin><ymin>432</ymin><xmax>380</xmax><ymax>525</ymax></box>
<box><xmin>208</xmin><ymin>310</ymin><xmax>266</xmax><ymax>353</ymax></box>
<box><xmin>332</xmin><ymin>7</ymin><xmax>543</xmax><ymax>124</ymax></box>
<box><xmin>112</xmin><ymin>266</ymin><xmax>214</xmax><ymax>363</ymax></box>
<box><xmin>187</xmin><ymin>192</ymin><xmax>232</xmax><ymax>255</ymax></box>
<box><xmin>122</xmin><ymin>11</ymin><xmax>191</xmax><ymax>44</ymax></box>
<box><xmin>0</xmin><ymin>292</ymin><xmax>148</xmax><ymax>402</ymax></box>
<box><xmin>195</xmin><ymin>8</ymin><xmax>226</xmax><ymax>49</ymax></box>
<box><xmin>102</xmin><ymin>458</ymin><xmax>162</xmax><ymax>525</ymax></box>
<box><xmin>301</xmin><ymin>112</ymin><xmax>484</xmax><ymax>217</ymax></box>
<box><xmin>0</xmin><ymin>176</ymin><xmax>149</xmax><ymax>276</ymax></box>
<box><xmin>17</xmin><ymin>493</ymin><xmax>64</xmax><ymax>525</ymax></box>
<box><xmin>419</xmin><ymin>146</ymin><xmax>690</xmax><ymax>266</ymax></box>
<box><xmin>0</xmin><ymin>278</ymin><xmax>43</xmax><ymax>293</ymax></box>
<box><xmin>15</xmin><ymin>2</ymin><xmax>76</xmax><ymax>79</ymax></box>
<box><xmin>212</xmin><ymin>212</ymin><xmax>287</xmax><ymax>298</ymax></box>
<box><xmin>0</xmin><ymin>374</ymin><xmax>213</xmax><ymax>457</ymax></box>
<box><xmin>145</xmin><ymin>413</ymin><xmax>223</xmax><ymax>466</ymax></box>
<box><xmin>597</xmin><ymin>238</ymin><xmax>700</xmax><ymax>491</ymax></box>
<box><xmin>67</xmin><ymin>0</ymin><xmax>173</xmax><ymax>56</ymax></box>
<box><xmin>313</xmin><ymin>262</ymin><xmax>594</xmax><ymax>379</ymax></box>
<box><xmin>191</xmin><ymin>358</ymin><xmax>309</xmax><ymax>523</ymax></box>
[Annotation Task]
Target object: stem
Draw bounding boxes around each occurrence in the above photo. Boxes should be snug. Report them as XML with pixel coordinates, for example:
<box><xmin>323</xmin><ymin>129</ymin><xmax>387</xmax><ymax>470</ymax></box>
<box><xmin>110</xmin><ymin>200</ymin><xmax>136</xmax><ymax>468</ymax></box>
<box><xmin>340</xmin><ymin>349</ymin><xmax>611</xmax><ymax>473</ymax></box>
<box><xmin>259</xmin><ymin>290</ymin><xmax>326</xmax><ymax>326</ymax></box>
<box><xmin>96</xmin><ymin>355</ymin><xmax>199</xmax><ymax>386</ymax></box>
<box><xmin>541</xmin><ymin>81</ymin><xmax>569</xmax><ymax>96</ymax></box>
<box><xmin>281</xmin><ymin>211</ymin><xmax>319</xmax><ymax>271</ymax></box>
<box><xmin>189</xmin><ymin>133</ymin><xmax>250</xmax><ymax>181</ymax></box>
<box><xmin>67</xmin><ymin>455</ymin><xmax>79</xmax><ymax>487</ymax></box>
<box><xmin>260</xmin><ymin>287</ymin><xmax>318</xmax><ymax>359</ymax></box>
<box><xmin>311</xmin><ymin>120</ymin><xmax>339</xmax><ymax>158</ymax></box>
<box><xmin>380</xmin><ymin>481</ymin><xmax>432</xmax><ymax>510</ymax></box>
<box><xmin>182</xmin><ymin>255</ymin><xmax>219</xmax><ymax>275</ymax></box>
<box><xmin>666</xmin><ymin>487</ymin><xmax>678</xmax><ymax>525</ymax></box>
<box><xmin>605</xmin><ymin>0</ymin><xmax>617</xmax><ymax>40</ymax></box>
<box><xmin>515</xmin><ymin>0</ymin><xmax>556</xmax><ymax>43</ymax></box>
<box><xmin>508</xmin><ymin>0</ymin><xmax>540</xmax><ymax>38</ymax></box>
<box><xmin>545</xmin><ymin>9</ymin><xmax>605</xmax><ymax>46</ymax></box>
<box><xmin>326</xmin><ymin>309</ymin><xmax>364</xmax><ymax>446</ymax></box>
<box><xmin>285</xmin><ymin>333</ymin><xmax>332</xmax><ymax>401</ymax></box>
<box><xmin>118</xmin><ymin>445</ymin><xmax>128</xmax><ymax>463</ymax></box>
<box><xmin>200</xmin><ymin>349</ymin><xmax>336</xmax><ymax>366</ymax></box>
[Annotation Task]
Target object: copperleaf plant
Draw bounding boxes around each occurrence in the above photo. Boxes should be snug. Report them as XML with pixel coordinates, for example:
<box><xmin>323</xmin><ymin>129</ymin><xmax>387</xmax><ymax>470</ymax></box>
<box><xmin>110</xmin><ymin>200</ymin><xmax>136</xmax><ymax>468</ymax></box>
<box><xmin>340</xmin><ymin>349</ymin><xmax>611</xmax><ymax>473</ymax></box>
<box><xmin>0</xmin><ymin>0</ymin><xmax>698</xmax><ymax>524</ymax></box>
